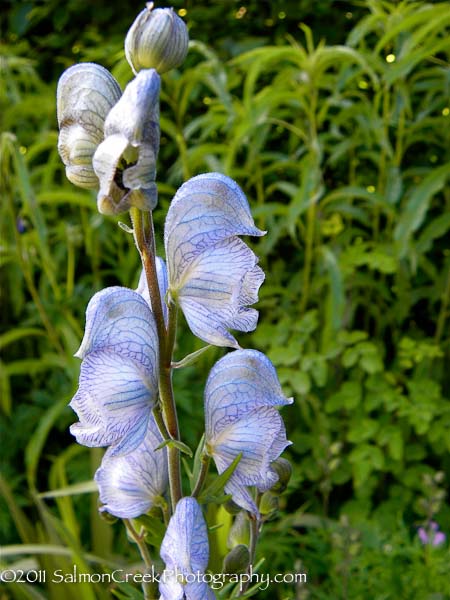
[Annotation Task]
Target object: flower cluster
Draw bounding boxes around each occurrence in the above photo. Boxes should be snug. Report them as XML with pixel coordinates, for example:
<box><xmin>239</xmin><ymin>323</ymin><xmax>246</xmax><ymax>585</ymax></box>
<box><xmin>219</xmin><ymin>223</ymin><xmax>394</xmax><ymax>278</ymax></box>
<box><xmin>58</xmin><ymin>4</ymin><xmax>293</xmax><ymax>599</ymax></box>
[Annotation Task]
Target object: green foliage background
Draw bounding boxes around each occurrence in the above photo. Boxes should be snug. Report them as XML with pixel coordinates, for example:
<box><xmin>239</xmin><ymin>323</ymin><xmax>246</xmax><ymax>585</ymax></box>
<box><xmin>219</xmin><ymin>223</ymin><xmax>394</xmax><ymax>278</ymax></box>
<box><xmin>1</xmin><ymin>1</ymin><xmax>449</xmax><ymax>598</ymax></box>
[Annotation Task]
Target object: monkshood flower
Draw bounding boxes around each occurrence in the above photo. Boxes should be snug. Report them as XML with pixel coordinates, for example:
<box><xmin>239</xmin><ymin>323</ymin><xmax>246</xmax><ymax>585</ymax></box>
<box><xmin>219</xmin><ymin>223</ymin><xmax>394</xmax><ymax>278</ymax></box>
<box><xmin>204</xmin><ymin>349</ymin><xmax>292</xmax><ymax>514</ymax></box>
<box><xmin>164</xmin><ymin>173</ymin><xmax>265</xmax><ymax>348</ymax></box>
<box><xmin>159</xmin><ymin>497</ymin><xmax>215</xmax><ymax>600</ymax></box>
<box><xmin>95</xmin><ymin>415</ymin><xmax>168</xmax><ymax>518</ymax></box>
<box><xmin>70</xmin><ymin>287</ymin><xmax>159</xmax><ymax>456</ymax></box>
<box><xmin>93</xmin><ymin>68</ymin><xmax>161</xmax><ymax>215</ymax></box>
<box><xmin>57</xmin><ymin>63</ymin><xmax>122</xmax><ymax>189</ymax></box>
<box><xmin>418</xmin><ymin>521</ymin><xmax>446</xmax><ymax>547</ymax></box>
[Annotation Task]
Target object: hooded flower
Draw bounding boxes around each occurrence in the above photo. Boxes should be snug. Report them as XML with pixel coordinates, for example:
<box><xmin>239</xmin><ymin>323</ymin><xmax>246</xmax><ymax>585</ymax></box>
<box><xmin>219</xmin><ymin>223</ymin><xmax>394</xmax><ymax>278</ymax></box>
<box><xmin>56</xmin><ymin>62</ymin><xmax>122</xmax><ymax>189</ymax></box>
<box><xmin>164</xmin><ymin>173</ymin><xmax>265</xmax><ymax>348</ymax></box>
<box><xmin>70</xmin><ymin>286</ymin><xmax>159</xmax><ymax>456</ymax></box>
<box><xmin>95</xmin><ymin>415</ymin><xmax>168</xmax><ymax>518</ymax></box>
<box><xmin>204</xmin><ymin>350</ymin><xmax>292</xmax><ymax>514</ymax></box>
<box><xmin>159</xmin><ymin>497</ymin><xmax>215</xmax><ymax>600</ymax></box>
<box><xmin>93</xmin><ymin>68</ymin><xmax>161</xmax><ymax>215</ymax></box>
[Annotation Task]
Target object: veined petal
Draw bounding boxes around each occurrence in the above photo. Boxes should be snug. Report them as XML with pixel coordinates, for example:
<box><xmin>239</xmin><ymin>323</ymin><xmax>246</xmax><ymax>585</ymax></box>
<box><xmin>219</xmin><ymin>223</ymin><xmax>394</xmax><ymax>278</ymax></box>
<box><xmin>136</xmin><ymin>256</ymin><xmax>169</xmax><ymax>325</ymax></box>
<box><xmin>211</xmin><ymin>407</ymin><xmax>288</xmax><ymax>483</ymax></box>
<box><xmin>71</xmin><ymin>287</ymin><xmax>159</xmax><ymax>455</ymax></box>
<box><xmin>94</xmin><ymin>416</ymin><xmax>168</xmax><ymax>518</ymax></box>
<box><xmin>165</xmin><ymin>173</ymin><xmax>265</xmax><ymax>288</ymax></box>
<box><xmin>104</xmin><ymin>68</ymin><xmax>160</xmax><ymax>147</ymax></box>
<box><xmin>70</xmin><ymin>350</ymin><xmax>154</xmax><ymax>455</ymax></box>
<box><xmin>205</xmin><ymin>349</ymin><xmax>293</xmax><ymax>440</ymax></box>
<box><xmin>160</xmin><ymin>498</ymin><xmax>209</xmax><ymax>574</ymax></box>
<box><xmin>93</xmin><ymin>69</ymin><xmax>160</xmax><ymax>214</ymax></box>
<box><xmin>211</xmin><ymin>408</ymin><xmax>291</xmax><ymax>513</ymax></box>
<box><xmin>75</xmin><ymin>287</ymin><xmax>158</xmax><ymax>383</ymax></box>
<box><xmin>176</xmin><ymin>238</ymin><xmax>264</xmax><ymax>347</ymax></box>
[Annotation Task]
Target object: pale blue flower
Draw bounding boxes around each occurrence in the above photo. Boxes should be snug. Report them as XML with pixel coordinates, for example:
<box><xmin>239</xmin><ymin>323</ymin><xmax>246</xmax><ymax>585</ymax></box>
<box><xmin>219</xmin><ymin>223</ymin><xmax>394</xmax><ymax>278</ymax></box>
<box><xmin>136</xmin><ymin>256</ymin><xmax>169</xmax><ymax>325</ymax></box>
<box><xmin>95</xmin><ymin>415</ymin><xmax>168</xmax><ymax>518</ymax></box>
<box><xmin>159</xmin><ymin>497</ymin><xmax>215</xmax><ymax>600</ymax></box>
<box><xmin>70</xmin><ymin>286</ymin><xmax>159</xmax><ymax>456</ymax></box>
<box><xmin>204</xmin><ymin>350</ymin><xmax>292</xmax><ymax>514</ymax></box>
<box><xmin>93</xmin><ymin>69</ymin><xmax>161</xmax><ymax>215</ymax></box>
<box><xmin>164</xmin><ymin>173</ymin><xmax>265</xmax><ymax>348</ymax></box>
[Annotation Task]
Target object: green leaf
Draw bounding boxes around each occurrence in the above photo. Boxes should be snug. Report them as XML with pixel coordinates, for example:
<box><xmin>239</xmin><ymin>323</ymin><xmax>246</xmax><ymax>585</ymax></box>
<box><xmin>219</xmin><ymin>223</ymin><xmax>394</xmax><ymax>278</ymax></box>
<box><xmin>198</xmin><ymin>453</ymin><xmax>242</xmax><ymax>503</ymax></box>
<box><xmin>394</xmin><ymin>163</ymin><xmax>450</xmax><ymax>258</ymax></box>
<box><xmin>155</xmin><ymin>438</ymin><xmax>193</xmax><ymax>457</ymax></box>
<box><xmin>38</xmin><ymin>481</ymin><xmax>98</xmax><ymax>499</ymax></box>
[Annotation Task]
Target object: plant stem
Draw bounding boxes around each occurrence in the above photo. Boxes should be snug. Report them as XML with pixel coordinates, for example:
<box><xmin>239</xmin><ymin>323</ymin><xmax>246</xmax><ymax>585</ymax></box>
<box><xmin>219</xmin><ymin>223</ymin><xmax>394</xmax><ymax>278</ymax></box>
<box><xmin>123</xmin><ymin>519</ymin><xmax>153</xmax><ymax>600</ymax></box>
<box><xmin>435</xmin><ymin>270</ymin><xmax>450</xmax><ymax>343</ymax></box>
<box><xmin>130</xmin><ymin>207</ymin><xmax>182</xmax><ymax>512</ymax></box>
<box><xmin>239</xmin><ymin>513</ymin><xmax>261</xmax><ymax>595</ymax></box>
<box><xmin>191</xmin><ymin>454</ymin><xmax>210</xmax><ymax>498</ymax></box>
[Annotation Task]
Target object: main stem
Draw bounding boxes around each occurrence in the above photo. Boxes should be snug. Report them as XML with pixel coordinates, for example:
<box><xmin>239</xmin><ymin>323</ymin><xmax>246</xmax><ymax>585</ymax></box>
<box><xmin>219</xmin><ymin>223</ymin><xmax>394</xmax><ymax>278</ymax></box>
<box><xmin>131</xmin><ymin>207</ymin><xmax>182</xmax><ymax>512</ymax></box>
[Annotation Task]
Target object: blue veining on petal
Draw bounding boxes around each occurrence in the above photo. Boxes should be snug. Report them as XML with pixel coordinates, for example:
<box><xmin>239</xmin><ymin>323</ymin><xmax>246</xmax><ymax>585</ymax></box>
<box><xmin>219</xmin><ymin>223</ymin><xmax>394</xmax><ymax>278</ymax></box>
<box><xmin>94</xmin><ymin>415</ymin><xmax>168</xmax><ymax>518</ymax></box>
<box><xmin>164</xmin><ymin>173</ymin><xmax>265</xmax><ymax>348</ymax></box>
<box><xmin>160</xmin><ymin>497</ymin><xmax>209</xmax><ymax>574</ymax></box>
<box><xmin>205</xmin><ymin>350</ymin><xmax>293</xmax><ymax>439</ymax></box>
<box><xmin>165</xmin><ymin>173</ymin><xmax>265</xmax><ymax>287</ymax></box>
<box><xmin>204</xmin><ymin>350</ymin><xmax>292</xmax><ymax>514</ymax></box>
<box><xmin>70</xmin><ymin>287</ymin><xmax>159</xmax><ymax>455</ymax></box>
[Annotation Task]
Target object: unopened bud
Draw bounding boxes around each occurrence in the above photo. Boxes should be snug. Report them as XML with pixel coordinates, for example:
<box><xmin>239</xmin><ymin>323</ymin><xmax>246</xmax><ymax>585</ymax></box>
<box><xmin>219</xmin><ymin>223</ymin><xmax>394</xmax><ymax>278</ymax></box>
<box><xmin>224</xmin><ymin>498</ymin><xmax>242</xmax><ymax>515</ymax></box>
<box><xmin>125</xmin><ymin>3</ymin><xmax>189</xmax><ymax>74</ymax></box>
<box><xmin>270</xmin><ymin>457</ymin><xmax>292</xmax><ymax>494</ymax></box>
<box><xmin>223</xmin><ymin>544</ymin><xmax>250</xmax><ymax>575</ymax></box>
<box><xmin>227</xmin><ymin>512</ymin><xmax>250</xmax><ymax>548</ymax></box>
<box><xmin>259</xmin><ymin>491</ymin><xmax>279</xmax><ymax>516</ymax></box>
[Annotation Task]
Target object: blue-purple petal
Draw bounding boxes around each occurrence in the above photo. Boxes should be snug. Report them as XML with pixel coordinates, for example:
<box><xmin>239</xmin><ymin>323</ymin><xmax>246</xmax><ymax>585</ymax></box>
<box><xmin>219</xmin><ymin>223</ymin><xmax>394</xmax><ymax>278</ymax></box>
<box><xmin>70</xmin><ymin>287</ymin><xmax>159</xmax><ymax>455</ymax></box>
<box><xmin>94</xmin><ymin>416</ymin><xmax>168</xmax><ymax>518</ymax></box>
<box><xmin>164</xmin><ymin>173</ymin><xmax>265</xmax><ymax>348</ymax></box>
<box><xmin>205</xmin><ymin>349</ymin><xmax>293</xmax><ymax>439</ymax></box>
<box><xmin>160</xmin><ymin>498</ymin><xmax>209</xmax><ymax>574</ymax></box>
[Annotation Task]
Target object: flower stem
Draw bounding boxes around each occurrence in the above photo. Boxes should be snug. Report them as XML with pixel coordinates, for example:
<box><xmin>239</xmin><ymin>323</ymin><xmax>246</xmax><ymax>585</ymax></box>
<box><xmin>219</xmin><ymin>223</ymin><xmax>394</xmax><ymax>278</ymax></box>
<box><xmin>123</xmin><ymin>519</ymin><xmax>153</xmax><ymax>600</ymax></box>
<box><xmin>239</xmin><ymin>513</ymin><xmax>261</xmax><ymax>596</ymax></box>
<box><xmin>130</xmin><ymin>207</ymin><xmax>182</xmax><ymax>512</ymax></box>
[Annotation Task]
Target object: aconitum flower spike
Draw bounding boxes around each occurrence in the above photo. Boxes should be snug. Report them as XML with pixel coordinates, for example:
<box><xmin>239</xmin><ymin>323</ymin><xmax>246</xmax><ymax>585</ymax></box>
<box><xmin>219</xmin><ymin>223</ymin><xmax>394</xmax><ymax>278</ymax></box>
<box><xmin>70</xmin><ymin>287</ymin><xmax>159</xmax><ymax>456</ymax></box>
<box><xmin>204</xmin><ymin>350</ymin><xmax>292</xmax><ymax>514</ymax></box>
<box><xmin>93</xmin><ymin>69</ymin><xmax>161</xmax><ymax>215</ymax></box>
<box><xmin>164</xmin><ymin>173</ymin><xmax>266</xmax><ymax>348</ymax></box>
<box><xmin>95</xmin><ymin>416</ymin><xmax>168</xmax><ymax>518</ymax></box>
<box><xmin>159</xmin><ymin>497</ymin><xmax>215</xmax><ymax>600</ymax></box>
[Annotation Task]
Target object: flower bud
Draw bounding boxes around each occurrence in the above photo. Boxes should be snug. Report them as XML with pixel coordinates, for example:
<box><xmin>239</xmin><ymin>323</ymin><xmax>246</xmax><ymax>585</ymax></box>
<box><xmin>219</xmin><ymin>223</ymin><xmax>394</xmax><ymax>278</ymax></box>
<box><xmin>259</xmin><ymin>491</ymin><xmax>279</xmax><ymax>517</ymax></box>
<box><xmin>222</xmin><ymin>544</ymin><xmax>250</xmax><ymax>575</ymax></box>
<box><xmin>125</xmin><ymin>3</ymin><xmax>189</xmax><ymax>74</ymax></box>
<box><xmin>223</xmin><ymin>498</ymin><xmax>242</xmax><ymax>515</ymax></box>
<box><xmin>270</xmin><ymin>457</ymin><xmax>292</xmax><ymax>494</ymax></box>
<box><xmin>227</xmin><ymin>512</ymin><xmax>250</xmax><ymax>549</ymax></box>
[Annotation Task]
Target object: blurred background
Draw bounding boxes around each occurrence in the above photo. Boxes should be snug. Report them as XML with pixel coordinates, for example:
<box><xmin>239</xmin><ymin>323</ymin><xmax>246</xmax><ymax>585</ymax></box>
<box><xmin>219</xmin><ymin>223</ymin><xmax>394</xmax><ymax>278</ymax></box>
<box><xmin>1</xmin><ymin>1</ymin><xmax>449</xmax><ymax>598</ymax></box>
